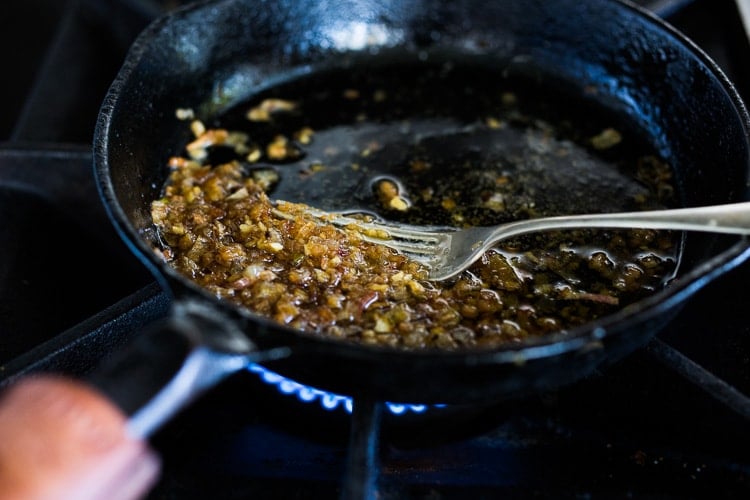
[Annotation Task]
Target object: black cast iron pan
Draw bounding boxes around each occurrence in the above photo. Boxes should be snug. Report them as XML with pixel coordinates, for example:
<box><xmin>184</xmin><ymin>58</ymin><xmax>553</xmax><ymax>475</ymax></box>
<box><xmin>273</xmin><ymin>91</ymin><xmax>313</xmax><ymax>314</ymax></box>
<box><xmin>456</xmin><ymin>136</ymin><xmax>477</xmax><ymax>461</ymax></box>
<box><xmin>75</xmin><ymin>0</ymin><xmax>750</xmax><ymax>437</ymax></box>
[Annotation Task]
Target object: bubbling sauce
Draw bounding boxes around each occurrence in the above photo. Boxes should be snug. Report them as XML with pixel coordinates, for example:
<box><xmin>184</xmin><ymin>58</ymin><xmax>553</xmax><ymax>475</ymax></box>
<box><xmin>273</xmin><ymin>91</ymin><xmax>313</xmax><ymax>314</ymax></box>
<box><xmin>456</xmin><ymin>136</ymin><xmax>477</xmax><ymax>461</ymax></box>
<box><xmin>150</xmin><ymin>60</ymin><xmax>678</xmax><ymax>350</ymax></box>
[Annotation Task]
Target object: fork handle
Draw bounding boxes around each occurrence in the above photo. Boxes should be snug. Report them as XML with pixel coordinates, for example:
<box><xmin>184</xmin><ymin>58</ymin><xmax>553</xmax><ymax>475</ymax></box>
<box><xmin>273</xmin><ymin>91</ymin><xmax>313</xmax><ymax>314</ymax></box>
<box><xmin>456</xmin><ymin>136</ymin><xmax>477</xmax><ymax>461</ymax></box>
<box><xmin>495</xmin><ymin>201</ymin><xmax>750</xmax><ymax>239</ymax></box>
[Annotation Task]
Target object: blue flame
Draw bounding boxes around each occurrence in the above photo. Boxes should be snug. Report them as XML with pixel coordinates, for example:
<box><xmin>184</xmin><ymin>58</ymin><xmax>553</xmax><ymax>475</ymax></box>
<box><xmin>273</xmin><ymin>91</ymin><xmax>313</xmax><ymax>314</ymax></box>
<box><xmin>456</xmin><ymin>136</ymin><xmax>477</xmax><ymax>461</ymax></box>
<box><xmin>247</xmin><ymin>363</ymin><xmax>437</xmax><ymax>415</ymax></box>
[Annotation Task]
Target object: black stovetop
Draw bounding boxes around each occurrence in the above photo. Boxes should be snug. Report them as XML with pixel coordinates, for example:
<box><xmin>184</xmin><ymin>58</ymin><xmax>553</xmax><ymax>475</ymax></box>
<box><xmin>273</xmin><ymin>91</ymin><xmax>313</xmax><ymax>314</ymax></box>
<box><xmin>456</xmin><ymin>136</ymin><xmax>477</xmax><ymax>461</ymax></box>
<box><xmin>1</xmin><ymin>0</ymin><xmax>749</xmax><ymax>498</ymax></box>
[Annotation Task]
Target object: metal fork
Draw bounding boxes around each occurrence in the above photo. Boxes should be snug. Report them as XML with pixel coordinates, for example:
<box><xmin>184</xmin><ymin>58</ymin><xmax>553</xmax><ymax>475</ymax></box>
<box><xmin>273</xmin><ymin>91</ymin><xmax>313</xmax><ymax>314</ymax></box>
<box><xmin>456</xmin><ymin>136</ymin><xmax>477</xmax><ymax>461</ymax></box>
<box><xmin>274</xmin><ymin>201</ymin><xmax>750</xmax><ymax>281</ymax></box>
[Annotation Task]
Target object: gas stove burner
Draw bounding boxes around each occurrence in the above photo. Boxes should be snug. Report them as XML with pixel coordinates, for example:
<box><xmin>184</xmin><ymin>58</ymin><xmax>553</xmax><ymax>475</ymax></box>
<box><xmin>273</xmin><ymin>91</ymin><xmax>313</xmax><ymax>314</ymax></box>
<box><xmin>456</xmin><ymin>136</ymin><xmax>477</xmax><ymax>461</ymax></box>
<box><xmin>247</xmin><ymin>363</ymin><xmax>440</xmax><ymax>415</ymax></box>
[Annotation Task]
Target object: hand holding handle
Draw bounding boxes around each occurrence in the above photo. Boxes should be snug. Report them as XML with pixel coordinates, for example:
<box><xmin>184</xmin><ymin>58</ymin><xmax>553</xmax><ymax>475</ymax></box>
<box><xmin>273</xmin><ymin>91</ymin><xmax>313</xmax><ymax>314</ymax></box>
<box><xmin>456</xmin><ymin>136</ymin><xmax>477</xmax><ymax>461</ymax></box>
<box><xmin>0</xmin><ymin>376</ymin><xmax>160</xmax><ymax>500</ymax></box>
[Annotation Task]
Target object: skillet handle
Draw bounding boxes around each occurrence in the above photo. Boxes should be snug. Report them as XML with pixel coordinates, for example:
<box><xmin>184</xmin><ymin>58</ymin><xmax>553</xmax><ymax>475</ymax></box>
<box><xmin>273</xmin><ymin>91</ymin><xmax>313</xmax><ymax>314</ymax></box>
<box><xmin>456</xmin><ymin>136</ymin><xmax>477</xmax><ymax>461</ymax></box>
<box><xmin>86</xmin><ymin>300</ymin><xmax>289</xmax><ymax>438</ymax></box>
<box><xmin>0</xmin><ymin>302</ymin><xmax>289</xmax><ymax>499</ymax></box>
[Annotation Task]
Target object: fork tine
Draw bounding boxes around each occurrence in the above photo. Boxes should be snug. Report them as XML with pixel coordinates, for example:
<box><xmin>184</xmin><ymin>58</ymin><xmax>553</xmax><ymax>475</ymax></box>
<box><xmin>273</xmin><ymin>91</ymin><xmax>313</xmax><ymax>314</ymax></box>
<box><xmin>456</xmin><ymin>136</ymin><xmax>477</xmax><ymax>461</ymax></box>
<box><xmin>358</xmin><ymin>234</ymin><xmax>440</xmax><ymax>254</ymax></box>
<box><xmin>351</xmin><ymin>221</ymin><xmax>452</xmax><ymax>252</ymax></box>
<box><xmin>374</xmin><ymin>228</ymin><xmax>447</xmax><ymax>244</ymax></box>
<box><xmin>354</xmin><ymin>223</ymin><xmax>445</xmax><ymax>242</ymax></box>
<box><xmin>271</xmin><ymin>202</ymin><xmax>452</xmax><ymax>263</ymax></box>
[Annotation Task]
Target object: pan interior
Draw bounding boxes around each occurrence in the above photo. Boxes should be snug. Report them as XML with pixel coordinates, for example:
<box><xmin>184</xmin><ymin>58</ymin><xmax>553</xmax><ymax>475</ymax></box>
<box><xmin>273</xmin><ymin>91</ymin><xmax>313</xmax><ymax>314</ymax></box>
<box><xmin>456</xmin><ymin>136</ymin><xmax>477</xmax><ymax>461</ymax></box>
<box><xmin>211</xmin><ymin>55</ymin><xmax>677</xmax><ymax>222</ymax></box>
<box><xmin>150</xmin><ymin>53</ymin><xmax>685</xmax><ymax>350</ymax></box>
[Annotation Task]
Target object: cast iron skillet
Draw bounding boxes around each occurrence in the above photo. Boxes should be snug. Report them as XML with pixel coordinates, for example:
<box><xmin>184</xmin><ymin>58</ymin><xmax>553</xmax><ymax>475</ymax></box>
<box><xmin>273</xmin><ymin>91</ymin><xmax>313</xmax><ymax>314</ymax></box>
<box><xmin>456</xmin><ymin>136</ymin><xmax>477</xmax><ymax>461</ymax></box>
<box><xmin>86</xmin><ymin>0</ymin><xmax>750</xmax><ymax>437</ymax></box>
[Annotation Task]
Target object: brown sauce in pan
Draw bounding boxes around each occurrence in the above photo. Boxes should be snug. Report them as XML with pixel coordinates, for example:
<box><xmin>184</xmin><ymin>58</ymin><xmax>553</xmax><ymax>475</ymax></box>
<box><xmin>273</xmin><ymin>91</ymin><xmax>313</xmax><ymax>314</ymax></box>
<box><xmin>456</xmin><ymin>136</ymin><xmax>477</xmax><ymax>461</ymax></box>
<box><xmin>151</xmin><ymin>61</ymin><xmax>679</xmax><ymax>350</ymax></box>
